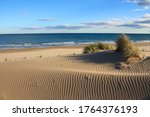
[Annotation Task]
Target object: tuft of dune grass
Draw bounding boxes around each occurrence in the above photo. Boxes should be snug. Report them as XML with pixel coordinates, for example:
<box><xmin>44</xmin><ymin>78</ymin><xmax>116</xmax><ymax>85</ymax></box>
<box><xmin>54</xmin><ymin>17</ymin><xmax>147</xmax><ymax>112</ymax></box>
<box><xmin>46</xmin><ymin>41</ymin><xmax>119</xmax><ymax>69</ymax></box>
<box><xmin>83</xmin><ymin>43</ymin><xmax>114</xmax><ymax>54</ymax></box>
<box><xmin>116</xmin><ymin>34</ymin><xmax>141</xmax><ymax>59</ymax></box>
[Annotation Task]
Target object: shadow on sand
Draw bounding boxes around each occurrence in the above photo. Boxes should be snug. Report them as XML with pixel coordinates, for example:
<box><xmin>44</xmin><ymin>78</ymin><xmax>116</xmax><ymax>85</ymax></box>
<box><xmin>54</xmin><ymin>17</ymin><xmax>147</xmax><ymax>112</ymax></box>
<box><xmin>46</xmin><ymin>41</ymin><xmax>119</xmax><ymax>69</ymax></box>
<box><xmin>68</xmin><ymin>51</ymin><xmax>125</xmax><ymax>64</ymax></box>
<box><xmin>143</xmin><ymin>56</ymin><xmax>150</xmax><ymax>61</ymax></box>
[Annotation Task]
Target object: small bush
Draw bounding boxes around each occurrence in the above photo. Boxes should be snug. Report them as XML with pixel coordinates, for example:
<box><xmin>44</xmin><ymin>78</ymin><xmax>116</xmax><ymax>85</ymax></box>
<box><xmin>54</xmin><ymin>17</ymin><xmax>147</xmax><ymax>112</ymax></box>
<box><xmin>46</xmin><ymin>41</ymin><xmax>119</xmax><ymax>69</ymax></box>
<box><xmin>97</xmin><ymin>43</ymin><xmax>114</xmax><ymax>50</ymax></box>
<box><xmin>116</xmin><ymin>34</ymin><xmax>129</xmax><ymax>53</ymax></box>
<box><xmin>83</xmin><ymin>43</ymin><xmax>114</xmax><ymax>54</ymax></box>
<box><xmin>116</xmin><ymin>34</ymin><xmax>141</xmax><ymax>59</ymax></box>
<box><xmin>83</xmin><ymin>44</ymin><xmax>98</xmax><ymax>54</ymax></box>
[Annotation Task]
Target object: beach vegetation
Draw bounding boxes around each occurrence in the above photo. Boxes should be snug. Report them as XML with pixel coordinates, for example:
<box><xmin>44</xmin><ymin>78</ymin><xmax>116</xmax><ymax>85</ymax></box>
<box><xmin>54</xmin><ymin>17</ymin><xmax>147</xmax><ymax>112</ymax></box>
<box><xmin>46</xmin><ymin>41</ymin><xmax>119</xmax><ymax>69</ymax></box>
<box><xmin>83</xmin><ymin>44</ymin><xmax>98</xmax><ymax>54</ymax></box>
<box><xmin>116</xmin><ymin>34</ymin><xmax>141</xmax><ymax>59</ymax></box>
<box><xmin>83</xmin><ymin>43</ymin><xmax>114</xmax><ymax>54</ymax></box>
<box><xmin>97</xmin><ymin>43</ymin><xmax>114</xmax><ymax>50</ymax></box>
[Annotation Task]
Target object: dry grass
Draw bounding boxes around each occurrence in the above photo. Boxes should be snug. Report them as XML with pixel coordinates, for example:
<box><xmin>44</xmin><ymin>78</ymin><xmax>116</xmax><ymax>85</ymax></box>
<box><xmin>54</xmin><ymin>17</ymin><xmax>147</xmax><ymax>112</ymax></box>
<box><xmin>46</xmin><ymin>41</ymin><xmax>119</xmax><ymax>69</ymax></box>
<box><xmin>116</xmin><ymin>34</ymin><xmax>141</xmax><ymax>59</ymax></box>
<box><xmin>83</xmin><ymin>43</ymin><xmax>114</xmax><ymax>54</ymax></box>
<box><xmin>97</xmin><ymin>43</ymin><xmax>115</xmax><ymax>50</ymax></box>
<box><xmin>83</xmin><ymin>44</ymin><xmax>98</xmax><ymax>54</ymax></box>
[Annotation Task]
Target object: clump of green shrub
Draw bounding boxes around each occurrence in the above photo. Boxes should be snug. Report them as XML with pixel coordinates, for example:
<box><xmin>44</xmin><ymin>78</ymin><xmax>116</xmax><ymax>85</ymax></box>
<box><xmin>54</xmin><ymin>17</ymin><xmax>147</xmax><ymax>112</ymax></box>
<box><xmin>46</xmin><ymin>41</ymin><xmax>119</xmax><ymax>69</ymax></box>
<box><xmin>97</xmin><ymin>43</ymin><xmax>114</xmax><ymax>50</ymax></box>
<box><xmin>83</xmin><ymin>44</ymin><xmax>98</xmax><ymax>54</ymax></box>
<box><xmin>83</xmin><ymin>43</ymin><xmax>114</xmax><ymax>54</ymax></box>
<box><xmin>116</xmin><ymin>34</ymin><xmax>141</xmax><ymax>59</ymax></box>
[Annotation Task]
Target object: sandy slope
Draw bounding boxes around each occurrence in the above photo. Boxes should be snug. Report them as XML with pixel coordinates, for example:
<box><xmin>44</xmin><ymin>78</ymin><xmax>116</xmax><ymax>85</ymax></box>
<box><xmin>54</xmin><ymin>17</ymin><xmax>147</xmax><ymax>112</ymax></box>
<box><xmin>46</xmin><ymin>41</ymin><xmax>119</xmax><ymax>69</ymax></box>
<box><xmin>0</xmin><ymin>46</ymin><xmax>150</xmax><ymax>100</ymax></box>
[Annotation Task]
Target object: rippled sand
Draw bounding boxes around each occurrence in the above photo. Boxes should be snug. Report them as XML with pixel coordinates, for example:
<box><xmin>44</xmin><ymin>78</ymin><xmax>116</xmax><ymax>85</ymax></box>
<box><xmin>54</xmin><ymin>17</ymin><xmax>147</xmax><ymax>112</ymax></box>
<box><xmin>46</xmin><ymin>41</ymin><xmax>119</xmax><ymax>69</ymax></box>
<box><xmin>0</xmin><ymin>45</ymin><xmax>150</xmax><ymax>100</ymax></box>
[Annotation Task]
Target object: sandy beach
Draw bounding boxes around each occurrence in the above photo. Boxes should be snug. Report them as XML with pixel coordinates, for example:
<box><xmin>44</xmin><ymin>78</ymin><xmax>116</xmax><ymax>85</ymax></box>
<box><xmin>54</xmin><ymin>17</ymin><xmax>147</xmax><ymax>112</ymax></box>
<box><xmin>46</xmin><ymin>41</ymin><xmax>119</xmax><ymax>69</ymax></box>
<box><xmin>0</xmin><ymin>43</ymin><xmax>150</xmax><ymax>100</ymax></box>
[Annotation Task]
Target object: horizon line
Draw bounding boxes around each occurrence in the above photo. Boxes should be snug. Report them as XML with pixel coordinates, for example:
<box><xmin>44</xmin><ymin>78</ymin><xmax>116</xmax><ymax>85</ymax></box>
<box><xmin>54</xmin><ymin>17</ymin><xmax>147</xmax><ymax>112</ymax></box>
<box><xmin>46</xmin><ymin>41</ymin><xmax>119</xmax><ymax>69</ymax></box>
<box><xmin>0</xmin><ymin>32</ymin><xmax>150</xmax><ymax>35</ymax></box>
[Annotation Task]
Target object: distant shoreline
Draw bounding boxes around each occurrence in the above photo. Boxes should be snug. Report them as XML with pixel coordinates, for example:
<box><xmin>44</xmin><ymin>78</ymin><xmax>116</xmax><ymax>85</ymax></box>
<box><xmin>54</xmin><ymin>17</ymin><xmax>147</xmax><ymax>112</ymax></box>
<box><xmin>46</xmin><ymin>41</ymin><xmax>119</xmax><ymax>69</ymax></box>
<box><xmin>0</xmin><ymin>41</ymin><xmax>149</xmax><ymax>53</ymax></box>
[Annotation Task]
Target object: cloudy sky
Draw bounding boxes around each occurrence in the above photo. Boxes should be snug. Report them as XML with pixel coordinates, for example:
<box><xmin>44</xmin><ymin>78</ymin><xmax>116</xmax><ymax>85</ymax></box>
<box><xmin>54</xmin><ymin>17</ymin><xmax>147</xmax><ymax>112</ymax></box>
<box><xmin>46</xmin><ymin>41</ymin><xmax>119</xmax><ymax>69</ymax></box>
<box><xmin>0</xmin><ymin>0</ymin><xmax>150</xmax><ymax>34</ymax></box>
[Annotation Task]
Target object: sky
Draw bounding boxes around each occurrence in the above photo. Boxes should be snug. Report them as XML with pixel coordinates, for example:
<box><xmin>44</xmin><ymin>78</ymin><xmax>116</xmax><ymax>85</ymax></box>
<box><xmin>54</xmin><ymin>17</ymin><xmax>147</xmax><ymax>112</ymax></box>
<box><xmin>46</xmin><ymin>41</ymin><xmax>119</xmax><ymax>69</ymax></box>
<box><xmin>0</xmin><ymin>0</ymin><xmax>150</xmax><ymax>34</ymax></box>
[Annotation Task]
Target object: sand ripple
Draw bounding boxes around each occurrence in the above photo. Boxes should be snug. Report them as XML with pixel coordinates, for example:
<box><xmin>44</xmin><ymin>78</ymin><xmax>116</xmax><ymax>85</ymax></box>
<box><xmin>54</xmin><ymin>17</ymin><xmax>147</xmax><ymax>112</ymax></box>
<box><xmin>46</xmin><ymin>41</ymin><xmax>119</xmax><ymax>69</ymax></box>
<box><xmin>0</xmin><ymin>51</ymin><xmax>149</xmax><ymax>100</ymax></box>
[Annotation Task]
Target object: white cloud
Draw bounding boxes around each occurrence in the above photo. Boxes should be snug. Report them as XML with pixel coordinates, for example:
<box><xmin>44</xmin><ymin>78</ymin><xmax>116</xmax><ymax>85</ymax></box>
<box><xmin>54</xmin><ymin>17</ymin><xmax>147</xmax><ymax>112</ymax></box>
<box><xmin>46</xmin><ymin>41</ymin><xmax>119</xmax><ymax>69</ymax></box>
<box><xmin>21</xmin><ymin>14</ymin><xmax>150</xmax><ymax>30</ymax></box>
<box><xmin>22</xmin><ymin>26</ymin><xmax>43</xmax><ymax>30</ymax></box>
<box><xmin>22</xmin><ymin>25</ymin><xmax>87</xmax><ymax>30</ymax></box>
<box><xmin>118</xmin><ymin>14</ymin><xmax>150</xmax><ymax>28</ymax></box>
<box><xmin>134</xmin><ymin>7</ymin><xmax>150</xmax><ymax>11</ymax></box>
<box><xmin>38</xmin><ymin>18</ymin><xmax>55</xmax><ymax>21</ymax></box>
<box><xmin>138</xmin><ymin>23</ymin><xmax>150</xmax><ymax>28</ymax></box>
<box><xmin>143</xmin><ymin>14</ymin><xmax>150</xmax><ymax>18</ymax></box>
<box><xmin>127</xmin><ymin>0</ymin><xmax>150</xmax><ymax>6</ymax></box>
<box><xmin>83</xmin><ymin>20</ymin><xmax>122</xmax><ymax>27</ymax></box>
<box><xmin>125</xmin><ymin>0</ymin><xmax>150</xmax><ymax>10</ymax></box>
<box><xmin>45</xmin><ymin>25</ymin><xmax>88</xmax><ymax>29</ymax></box>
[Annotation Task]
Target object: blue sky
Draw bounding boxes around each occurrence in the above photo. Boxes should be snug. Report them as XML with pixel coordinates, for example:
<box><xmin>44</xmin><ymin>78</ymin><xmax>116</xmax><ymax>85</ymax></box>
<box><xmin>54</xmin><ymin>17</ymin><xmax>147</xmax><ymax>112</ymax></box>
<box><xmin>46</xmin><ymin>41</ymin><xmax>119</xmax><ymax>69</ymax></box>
<box><xmin>0</xmin><ymin>0</ymin><xmax>150</xmax><ymax>34</ymax></box>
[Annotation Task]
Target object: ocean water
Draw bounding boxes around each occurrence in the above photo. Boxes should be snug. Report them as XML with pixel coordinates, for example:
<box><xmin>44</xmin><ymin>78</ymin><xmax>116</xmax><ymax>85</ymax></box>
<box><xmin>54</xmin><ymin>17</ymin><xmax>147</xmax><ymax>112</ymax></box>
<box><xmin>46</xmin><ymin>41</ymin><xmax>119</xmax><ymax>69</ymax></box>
<box><xmin>0</xmin><ymin>33</ymin><xmax>150</xmax><ymax>49</ymax></box>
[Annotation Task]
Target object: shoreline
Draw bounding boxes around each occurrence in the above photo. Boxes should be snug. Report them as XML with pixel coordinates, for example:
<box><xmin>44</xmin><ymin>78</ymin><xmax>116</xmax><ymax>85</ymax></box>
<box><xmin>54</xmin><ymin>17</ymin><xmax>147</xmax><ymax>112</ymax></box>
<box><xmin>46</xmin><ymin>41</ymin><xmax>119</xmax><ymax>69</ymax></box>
<box><xmin>0</xmin><ymin>42</ymin><xmax>149</xmax><ymax>63</ymax></box>
<box><xmin>0</xmin><ymin>42</ymin><xmax>150</xmax><ymax>53</ymax></box>
<box><xmin>0</xmin><ymin>45</ymin><xmax>84</xmax><ymax>53</ymax></box>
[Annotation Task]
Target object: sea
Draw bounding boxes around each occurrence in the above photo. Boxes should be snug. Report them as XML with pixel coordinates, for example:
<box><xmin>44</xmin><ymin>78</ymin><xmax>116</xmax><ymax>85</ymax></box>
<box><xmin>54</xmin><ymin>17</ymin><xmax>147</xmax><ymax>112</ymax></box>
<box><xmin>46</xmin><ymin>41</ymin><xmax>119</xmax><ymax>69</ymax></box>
<box><xmin>0</xmin><ymin>33</ymin><xmax>150</xmax><ymax>49</ymax></box>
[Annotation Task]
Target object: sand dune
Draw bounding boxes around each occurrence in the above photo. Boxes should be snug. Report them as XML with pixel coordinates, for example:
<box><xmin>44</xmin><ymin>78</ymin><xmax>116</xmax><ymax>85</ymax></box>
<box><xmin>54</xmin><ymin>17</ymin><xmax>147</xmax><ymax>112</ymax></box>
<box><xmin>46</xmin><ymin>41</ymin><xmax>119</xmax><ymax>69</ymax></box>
<box><xmin>0</xmin><ymin>46</ymin><xmax>150</xmax><ymax>100</ymax></box>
